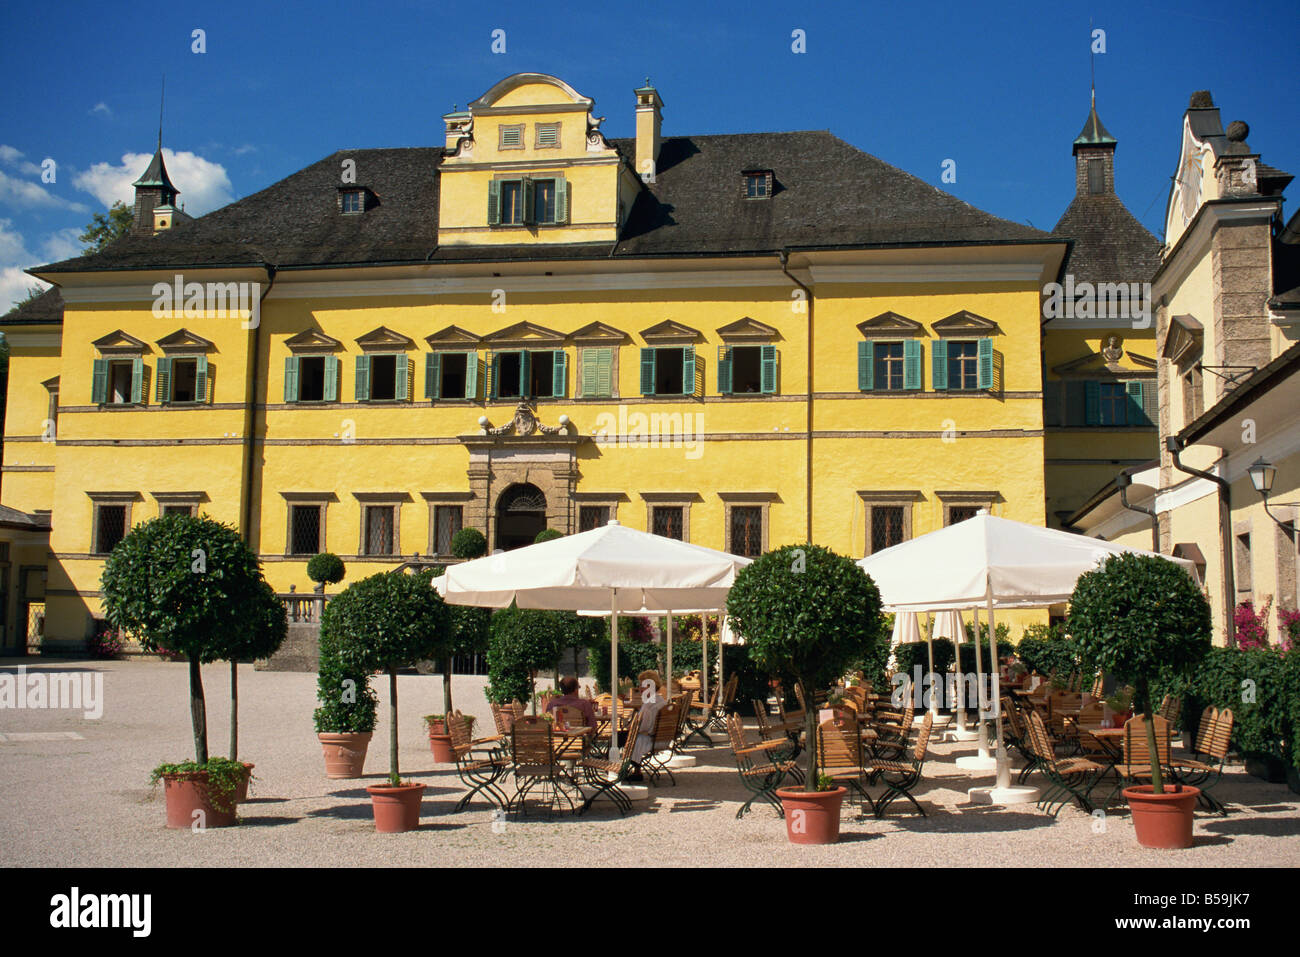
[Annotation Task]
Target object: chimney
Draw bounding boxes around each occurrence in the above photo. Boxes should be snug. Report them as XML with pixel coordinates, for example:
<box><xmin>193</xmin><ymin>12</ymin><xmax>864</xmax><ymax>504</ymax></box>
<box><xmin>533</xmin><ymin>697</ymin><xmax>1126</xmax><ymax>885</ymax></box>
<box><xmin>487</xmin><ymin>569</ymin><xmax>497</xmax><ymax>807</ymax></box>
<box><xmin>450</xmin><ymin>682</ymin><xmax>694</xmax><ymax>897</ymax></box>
<box><xmin>634</xmin><ymin>79</ymin><xmax>663</xmax><ymax>180</ymax></box>
<box><xmin>131</xmin><ymin>147</ymin><xmax>179</xmax><ymax>236</ymax></box>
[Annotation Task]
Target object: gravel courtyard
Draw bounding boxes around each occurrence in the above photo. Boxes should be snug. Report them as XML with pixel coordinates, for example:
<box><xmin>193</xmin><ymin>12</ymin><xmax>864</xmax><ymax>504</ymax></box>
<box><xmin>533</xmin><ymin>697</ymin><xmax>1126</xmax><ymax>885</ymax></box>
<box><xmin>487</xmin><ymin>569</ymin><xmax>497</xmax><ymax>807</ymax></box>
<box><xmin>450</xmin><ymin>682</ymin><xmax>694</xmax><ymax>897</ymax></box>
<box><xmin>3</xmin><ymin>658</ymin><xmax>1298</xmax><ymax>868</ymax></box>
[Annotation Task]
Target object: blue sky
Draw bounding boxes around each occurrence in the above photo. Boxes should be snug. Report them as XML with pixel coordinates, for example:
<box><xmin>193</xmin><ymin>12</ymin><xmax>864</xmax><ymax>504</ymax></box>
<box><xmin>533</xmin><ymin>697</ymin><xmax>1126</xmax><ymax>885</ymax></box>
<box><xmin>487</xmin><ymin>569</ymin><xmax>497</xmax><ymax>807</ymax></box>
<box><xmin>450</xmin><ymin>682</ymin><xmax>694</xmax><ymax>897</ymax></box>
<box><xmin>2</xmin><ymin>0</ymin><xmax>1297</xmax><ymax>307</ymax></box>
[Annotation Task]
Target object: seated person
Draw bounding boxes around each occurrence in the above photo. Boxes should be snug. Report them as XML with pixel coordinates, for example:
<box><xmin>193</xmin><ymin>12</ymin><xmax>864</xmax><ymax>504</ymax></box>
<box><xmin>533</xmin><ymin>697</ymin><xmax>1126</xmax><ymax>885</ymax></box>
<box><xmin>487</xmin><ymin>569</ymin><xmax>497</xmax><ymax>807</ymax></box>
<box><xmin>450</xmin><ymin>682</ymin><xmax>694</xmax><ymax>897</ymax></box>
<box><xmin>545</xmin><ymin>676</ymin><xmax>597</xmax><ymax>734</ymax></box>
<box><xmin>627</xmin><ymin>670</ymin><xmax>669</xmax><ymax>780</ymax></box>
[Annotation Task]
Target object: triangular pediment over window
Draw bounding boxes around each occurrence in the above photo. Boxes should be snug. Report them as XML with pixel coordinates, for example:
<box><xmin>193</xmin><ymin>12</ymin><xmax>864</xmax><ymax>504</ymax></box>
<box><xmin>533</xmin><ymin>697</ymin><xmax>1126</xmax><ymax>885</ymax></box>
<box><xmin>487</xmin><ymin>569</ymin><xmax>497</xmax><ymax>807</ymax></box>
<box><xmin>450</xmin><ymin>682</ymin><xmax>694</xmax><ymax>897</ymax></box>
<box><xmin>92</xmin><ymin>329</ymin><xmax>148</xmax><ymax>354</ymax></box>
<box><xmin>717</xmin><ymin>317</ymin><xmax>779</xmax><ymax>342</ymax></box>
<box><xmin>856</xmin><ymin>312</ymin><xmax>925</xmax><ymax>338</ymax></box>
<box><xmin>485</xmin><ymin>320</ymin><xmax>565</xmax><ymax>346</ymax></box>
<box><xmin>932</xmin><ymin>311</ymin><xmax>999</xmax><ymax>336</ymax></box>
<box><xmin>284</xmin><ymin>329</ymin><xmax>343</xmax><ymax>353</ymax></box>
<box><xmin>640</xmin><ymin>319</ymin><xmax>702</xmax><ymax>343</ymax></box>
<box><xmin>156</xmin><ymin>328</ymin><xmax>215</xmax><ymax>354</ymax></box>
<box><xmin>425</xmin><ymin>325</ymin><xmax>482</xmax><ymax>348</ymax></box>
<box><xmin>356</xmin><ymin>325</ymin><xmax>415</xmax><ymax>352</ymax></box>
<box><xmin>569</xmin><ymin>321</ymin><xmax>629</xmax><ymax>344</ymax></box>
<box><xmin>1162</xmin><ymin>314</ymin><xmax>1204</xmax><ymax>364</ymax></box>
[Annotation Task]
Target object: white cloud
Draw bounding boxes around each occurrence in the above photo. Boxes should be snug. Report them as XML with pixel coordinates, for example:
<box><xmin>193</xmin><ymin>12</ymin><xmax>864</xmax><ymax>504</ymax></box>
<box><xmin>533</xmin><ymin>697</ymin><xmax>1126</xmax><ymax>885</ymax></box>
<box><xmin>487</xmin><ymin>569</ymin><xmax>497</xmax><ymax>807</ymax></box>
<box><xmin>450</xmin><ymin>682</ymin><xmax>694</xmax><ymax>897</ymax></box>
<box><xmin>74</xmin><ymin>149</ymin><xmax>233</xmax><ymax>216</ymax></box>
<box><xmin>90</xmin><ymin>102</ymin><xmax>112</xmax><ymax>118</ymax></box>
<box><xmin>0</xmin><ymin>165</ymin><xmax>88</xmax><ymax>213</ymax></box>
<box><xmin>41</xmin><ymin>227</ymin><xmax>83</xmax><ymax>263</ymax></box>
<box><xmin>0</xmin><ymin>220</ymin><xmax>52</xmax><ymax>311</ymax></box>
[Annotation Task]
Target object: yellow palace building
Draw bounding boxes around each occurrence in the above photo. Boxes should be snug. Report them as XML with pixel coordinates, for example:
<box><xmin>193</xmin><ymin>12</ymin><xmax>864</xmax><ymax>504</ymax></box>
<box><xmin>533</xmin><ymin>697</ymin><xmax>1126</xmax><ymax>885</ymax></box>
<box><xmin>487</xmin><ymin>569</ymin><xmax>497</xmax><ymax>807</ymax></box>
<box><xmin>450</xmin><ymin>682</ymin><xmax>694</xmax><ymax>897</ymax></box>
<box><xmin>2</xmin><ymin>72</ymin><xmax>1076</xmax><ymax>652</ymax></box>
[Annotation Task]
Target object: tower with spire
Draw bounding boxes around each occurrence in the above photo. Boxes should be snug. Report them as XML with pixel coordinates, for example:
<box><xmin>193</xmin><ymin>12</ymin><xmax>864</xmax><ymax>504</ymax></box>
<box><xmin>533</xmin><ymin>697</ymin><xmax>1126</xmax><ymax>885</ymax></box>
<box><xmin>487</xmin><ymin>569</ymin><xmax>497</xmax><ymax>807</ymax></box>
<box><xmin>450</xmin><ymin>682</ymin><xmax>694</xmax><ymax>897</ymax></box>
<box><xmin>131</xmin><ymin>80</ymin><xmax>188</xmax><ymax>235</ymax></box>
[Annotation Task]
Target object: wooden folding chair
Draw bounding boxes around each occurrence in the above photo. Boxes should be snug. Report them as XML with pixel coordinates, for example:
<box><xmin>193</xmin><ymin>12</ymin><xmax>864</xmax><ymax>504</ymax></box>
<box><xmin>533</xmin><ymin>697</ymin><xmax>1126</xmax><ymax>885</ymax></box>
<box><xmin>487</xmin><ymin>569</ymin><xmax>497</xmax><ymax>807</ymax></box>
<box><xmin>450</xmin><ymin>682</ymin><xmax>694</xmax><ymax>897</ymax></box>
<box><xmin>867</xmin><ymin>712</ymin><xmax>934</xmax><ymax>817</ymax></box>
<box><xmin>1171</xmin><ymin>707</ymin><xmax>1233</xmax><ymax>814</ymax></box>
<box><xmin>817</xmin><ymin>712</ymin><xmax>875</xmax><ymax>814</ymax></box>
<box><xmin>578</xmin><ymin>711</ymin><xmax>644</xmax><ymax>817</ymax></box>
<box><xmin>726</xmin><ymin>713</ymin><xmax>799</xmax><ymax>819</ymax></box>
<box><xmin>447</xmin><ymin>709</ymin><xmax>509</xmax><ymax>813</ymax></box>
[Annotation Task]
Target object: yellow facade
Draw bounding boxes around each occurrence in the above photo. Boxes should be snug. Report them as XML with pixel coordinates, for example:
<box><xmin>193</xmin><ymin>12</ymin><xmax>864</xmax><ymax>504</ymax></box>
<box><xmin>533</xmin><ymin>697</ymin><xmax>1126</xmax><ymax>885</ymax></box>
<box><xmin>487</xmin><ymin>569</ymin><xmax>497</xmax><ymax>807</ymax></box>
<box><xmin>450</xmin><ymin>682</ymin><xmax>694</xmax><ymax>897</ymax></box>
<box><xmin>7</xmin><ymin>73</ymin><xmax>1070</xmax><ymax>649</ymax></box>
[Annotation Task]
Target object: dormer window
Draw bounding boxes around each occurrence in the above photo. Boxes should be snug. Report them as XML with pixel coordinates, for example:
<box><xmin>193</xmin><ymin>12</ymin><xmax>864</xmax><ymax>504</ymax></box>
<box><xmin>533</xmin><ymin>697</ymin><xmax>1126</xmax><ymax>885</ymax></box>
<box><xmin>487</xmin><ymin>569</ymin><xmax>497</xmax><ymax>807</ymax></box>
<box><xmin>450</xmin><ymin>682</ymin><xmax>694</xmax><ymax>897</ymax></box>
<box><xmin>338</xmin><ymin>187</ymin><xmax>374</xmax><ymax>214</ymax></box>
<box><xmin>488</xmin><ymin>176</ymin><xmax>569</xmax><ymax>227</ymax></box>
<box><xmin>743</xmin><ymin>170</ymin><xmax>772</xmax><ymax>199</ymax></box>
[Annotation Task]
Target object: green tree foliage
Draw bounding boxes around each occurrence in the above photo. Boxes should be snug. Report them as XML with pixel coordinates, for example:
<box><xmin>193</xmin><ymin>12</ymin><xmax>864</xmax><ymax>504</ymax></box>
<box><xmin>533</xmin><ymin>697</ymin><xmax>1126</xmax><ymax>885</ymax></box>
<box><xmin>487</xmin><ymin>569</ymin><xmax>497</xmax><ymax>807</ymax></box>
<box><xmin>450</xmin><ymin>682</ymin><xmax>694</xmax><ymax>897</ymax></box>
<box><xmin>726</xmin><ymin>544</ymin><xmax>885</xmax><ymax>787</ymax></box>
<box><xmin>314</xmin><ymin>609</ymin><xmax>378</xmax><ymax>734</ymax></box>
<box><xmin>100</xmin><ymin>515</ymin><xmax>275</xmax><ymax>764</ymax></box>
<box><xmin>320</xmin><ymin>570</ymin><xmax>450</xmax><ymax>778</ymax></box>
<box><xmin>1069</xmin><ymin>553</ymin><xmax>1211</xmax><ymax>792</ymax></box>
<box><xmin>306</xmin><ymin>552</ymin><xmax>346</xmax><ymax>586</ymax></box>
<box><xmin>534</xmin><ymin>528</ymin><xmax>563</xmax><ymax>543</ymax></box>
<box><xmin>428</xmin><ymin>563</ymin><xmax>492</xmax><ymax>714</ymax></box>
<box><xmin>486</xmin><ymin>604</ymin><xmax>567</xmax><ymax>708</ymax></box>
<box><xmin>79</xmin><ymin>200</ymin><xmax>134</xmax><ymax>253</ymax></box>
<box><xmin>450</xmin><ymin>527</ymin><xmax>488</xmax><ymax>559</ymax></box>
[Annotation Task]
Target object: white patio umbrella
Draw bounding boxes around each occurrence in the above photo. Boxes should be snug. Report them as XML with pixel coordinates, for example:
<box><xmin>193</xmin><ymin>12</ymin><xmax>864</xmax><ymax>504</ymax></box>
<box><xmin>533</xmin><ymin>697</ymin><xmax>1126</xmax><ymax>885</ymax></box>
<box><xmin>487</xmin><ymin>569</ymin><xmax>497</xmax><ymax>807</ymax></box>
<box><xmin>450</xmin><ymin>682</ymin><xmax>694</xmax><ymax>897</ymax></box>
<box><xmin>435</xmin><ymin>521</ymin><xmax>751</xmax><ymax>759</ymax></box>
<box><xmin>930</xmin><ymin>609</ymin><xmax>976</xmax><ymax>740</ymax></box>
<box><xmin>858</xmin><ymin>512</ymin><xmax>1198</xmax><ymax>804</ymax></box>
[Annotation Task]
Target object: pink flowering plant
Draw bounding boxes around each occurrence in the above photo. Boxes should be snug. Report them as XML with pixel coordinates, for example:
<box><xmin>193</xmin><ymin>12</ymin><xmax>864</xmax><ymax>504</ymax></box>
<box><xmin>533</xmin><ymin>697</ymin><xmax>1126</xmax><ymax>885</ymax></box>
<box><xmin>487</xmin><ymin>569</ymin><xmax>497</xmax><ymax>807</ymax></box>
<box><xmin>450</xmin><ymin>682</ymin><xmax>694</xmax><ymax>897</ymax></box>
<box><xmin>1234</xmin><ymin>598</ymin><xmax>1273</xmax><ymax>649</ymax></box>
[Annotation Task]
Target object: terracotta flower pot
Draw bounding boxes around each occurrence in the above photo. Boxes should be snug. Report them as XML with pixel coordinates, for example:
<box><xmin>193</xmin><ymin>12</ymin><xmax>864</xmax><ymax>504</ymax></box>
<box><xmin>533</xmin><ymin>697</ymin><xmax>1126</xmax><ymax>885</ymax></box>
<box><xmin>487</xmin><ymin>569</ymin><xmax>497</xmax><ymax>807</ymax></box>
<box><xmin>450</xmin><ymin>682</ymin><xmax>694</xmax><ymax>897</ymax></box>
<box><xmin>777</xmin><ymin>786</ymin><xmax>847</xmax><ymax>845</ymax></box>
<box><xmin>366</xmin><ymin>782</ymin><xmax>426</xmax><ymax>833</ymax></box>
<box><xmin>428</xmin><ymin>729</ymin><xmax>455</xmax><ymax>763</ymax></box>
<box><xmin>1125</xmin><ymin>784</ymin><xmax>1200</xmax><ymax>849</ymax></box>
<box><xmin>234</xmin><ymin>762</ymin><xmax>254</xmax><ymax>803</ymax></box>
<box><xmin>318</xmin><ymin>731</ymin><xmax>372</xmax><ymax>779</ymax></box>
<box><xmin>162</xmin><ymin>772</ymin><xmax>238</xmax><ymax>829</ymax></box>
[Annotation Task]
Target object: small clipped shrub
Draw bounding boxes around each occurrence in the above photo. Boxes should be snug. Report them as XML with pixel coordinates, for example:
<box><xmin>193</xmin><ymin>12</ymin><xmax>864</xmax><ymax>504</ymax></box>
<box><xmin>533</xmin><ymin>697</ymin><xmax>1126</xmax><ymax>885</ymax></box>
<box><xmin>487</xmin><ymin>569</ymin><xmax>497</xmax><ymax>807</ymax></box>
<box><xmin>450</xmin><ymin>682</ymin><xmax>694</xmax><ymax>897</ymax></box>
<box><xmin>306</xmin><ymin>552</ymin><xmax>346</xmax><ymax>587</ymax></box>
<box><xmin>486</xmin><ymin>604</ymin><xmax>567</xmax><ymax>706</ymax></box>
<box><xmin>727</xmin><ymin>544</ymin><xmax>885</xmax><ymax>786</ymax></box>
<box><xmin>1069</xmin><ymin>553</ymin><xmax>1211</xmax><ymax>792</ymax></box>
<box><xmin>314</xmin><ymin>606</ymin><xmax>378</xmax><ymax>734</ymax></box>
<box><xmin>451</xmin><ymin>527</ymin><xmax>488</xmax><ymax>560</ymax></box>
<box><xmin>534</xmin><ymin>528</ymin><xmax>563</xmax><ymax>544</ymax></box>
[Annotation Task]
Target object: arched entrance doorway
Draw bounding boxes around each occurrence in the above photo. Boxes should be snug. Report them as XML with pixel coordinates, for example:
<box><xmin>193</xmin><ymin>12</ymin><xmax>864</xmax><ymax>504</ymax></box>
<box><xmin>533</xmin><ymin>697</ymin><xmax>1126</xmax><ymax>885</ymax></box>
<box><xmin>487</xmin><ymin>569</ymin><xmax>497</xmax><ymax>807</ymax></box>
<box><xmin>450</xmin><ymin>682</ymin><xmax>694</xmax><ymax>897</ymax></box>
<box><xmin>495</xmin><ymin>483</ymin><xmax>548</xmax><ymax>551</ymax></box>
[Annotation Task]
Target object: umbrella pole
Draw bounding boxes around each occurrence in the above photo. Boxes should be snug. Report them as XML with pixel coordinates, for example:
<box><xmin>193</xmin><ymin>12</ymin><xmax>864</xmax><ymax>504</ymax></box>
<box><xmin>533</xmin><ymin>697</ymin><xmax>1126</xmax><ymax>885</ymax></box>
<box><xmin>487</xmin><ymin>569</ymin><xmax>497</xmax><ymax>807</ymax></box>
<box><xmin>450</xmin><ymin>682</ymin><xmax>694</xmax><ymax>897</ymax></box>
<box><xmin>953</xmin><ymin>611</ymin><xmax>968</xmax><ymax>732</ymax></box>
<box><xmin>666</xmin><ymin>612</ymin><xmax>673</xmax><ymax>696</ymax></box>
<box><xmin>702</xmin><ymin>615</ymin><xmax>710</xmax><ymax>710</ymax></box>
<box><xmin>610</xmin><ymin>589</ymin><xmax>619</xmax><ymax>760</ymax></box>
<box><xmin>717</xmin><ymin>633</ymin><xmax>725</xmax><ymax>727</ymax></box>
<box><xmin>925</xmin><ymin>625</ymin><xmax>936</xmax><ymax>719</ymax></box>
<box><xmin>973</xmin><ymin>604</ymin><xmax>988</xmax><ymax>759</ymax></box>
<box><xmin>988</xmin><ymin>583</ymin><xmax>1011</xmax><ymax>789</ymax></box>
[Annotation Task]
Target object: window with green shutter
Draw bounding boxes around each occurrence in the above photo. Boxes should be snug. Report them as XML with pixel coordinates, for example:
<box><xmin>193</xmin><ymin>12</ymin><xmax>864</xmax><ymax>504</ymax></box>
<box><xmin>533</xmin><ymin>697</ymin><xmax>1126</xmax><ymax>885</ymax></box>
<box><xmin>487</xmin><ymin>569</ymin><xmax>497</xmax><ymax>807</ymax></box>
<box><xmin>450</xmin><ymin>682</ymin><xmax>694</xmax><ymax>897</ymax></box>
<box><xmin>717</xmin><ymin>346</ymin><xmax>733</xmax><ymax>394</ymax></box>
<box><xmin>640</xmin><ymin>348</ymin><xmax>657</xmax><ymax>396</ymax></box>
<box><xmin>930</xmin><ymin>340</ymin><xmax>948</xmax><ymax>390</ymax></box>
<box><xmin>720</xmin><ymin>345</ymin><xmax>774</xmax><ymax>395</ymax></box>
<box><xmin>284</xmin><ymin>356</ymin><xmax>299</xmax><ymax>402</ymax></box>
<box><xmin>1084</xmin><ymin>380</ymin><xmax>1102</xmax><ymax>425</ymax></box>
<box><xmin>129</xmin><ymin>357</ymin><xmax>143</xmax><ymax>404</ymax></box>
<box><xmin>490</xmin><ymin>176</ymin><xmax>567</xmax><ymax>227</ymax></box>
<box><xmin>976</xmin><ymin>337</ymin><xmax>994</xmax><ymax>390</ymax></box>
<box><xmin>355</xmin><ymin>355</ymin><xmax>372</xmax><ymax>402</ymax></box>
<box><xmin>639</xmin><ymin>346</ymin><xmax>691</xmax><ymax>395</ymax></box>
<box><xmin>549</xmin><ymin>349</ymin><xmax>567</xmax><ymax>398</ymax></box>
<box><xmin>487</xmin><ymin>180</ymin><xmax>502</xmax><ymax>226</ymax></box>
<box><xmin>859</xmin><ymin>340</ymin><xmax>874</xmax><ymax>391</ymax></box>
<box><xmin>321</xmin><ymin>356</ymin><xmax>339</xmax><ymax>402</ymax></box>
<box><xmin>425</xmin><ymin>352</ymin><xmax>441</xmax><ymax>400</ymax></box>
<box><xmin>1125</xmin><ymin>380</ymin><xmax>1154</xmax><ymax>426</ymax></box>
<box><xmin>902</xmin><ymin>339</ymin><xmax>922</xmax><ymax>390</ymax></box>
<box><xmin>155</xmin><ymin>357</ymin><xmax>172</xmax><ymax>403</ymax></box>
<box><xmin>92</xmin><ymin>358</ymin><xmax>109</xmax><ymax>404</ymax></box>
<box><xmin>289</xmin><ymin>355</ymin><xmax>335</xmax><ymax>402</ymax></box>
<box><xmin>580</xmin><ymin>347</ymin><xmax>614</xmax><ymax>398</ymax></box>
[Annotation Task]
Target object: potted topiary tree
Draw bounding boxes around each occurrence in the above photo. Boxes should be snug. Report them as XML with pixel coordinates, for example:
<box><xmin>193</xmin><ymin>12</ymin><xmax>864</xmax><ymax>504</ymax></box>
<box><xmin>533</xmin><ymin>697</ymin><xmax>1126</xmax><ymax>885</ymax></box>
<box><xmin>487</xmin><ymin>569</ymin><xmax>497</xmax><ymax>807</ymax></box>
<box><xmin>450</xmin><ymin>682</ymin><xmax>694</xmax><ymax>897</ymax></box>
<box><xmin>307</xmin><ymin>552</ymin><xmax>346</xmax><ymax>594</ymax></box>
<box><xmin>326</xmin><ymin>569</ymin><xmax>450</xmax><ymax>832</ymax></box>
<box><xmin>313</xmin><ymin>608</ymin><xmax>378</xmax><ymax>779</ymax></box>
<box><xmin>449</xmin><ymin>527</ymin><xmax>487</xmax><ymax>560</ymax></box>
<box><xmin>485</xmin><ymin>604</ymin><xmax>567</xmax><ymax>713</ymax></box>
<box><xmin>223</xmin><ymin>579</ymin><xmax>288</xmax><ymax>801</ymax></box>
<box><xmin>726</xmin><ymin>544</ymin><xmax>884</xmax><ymax>844</ymax></box>
<box><xmin>101</xmin><ymin>514</ymin><xmax>278</xmax><ymax>829</ymax></box>
<box><xmin>1069</xmin><ymin>552</ymin><xmax>1211</xmax><ymax>848</ymax></box>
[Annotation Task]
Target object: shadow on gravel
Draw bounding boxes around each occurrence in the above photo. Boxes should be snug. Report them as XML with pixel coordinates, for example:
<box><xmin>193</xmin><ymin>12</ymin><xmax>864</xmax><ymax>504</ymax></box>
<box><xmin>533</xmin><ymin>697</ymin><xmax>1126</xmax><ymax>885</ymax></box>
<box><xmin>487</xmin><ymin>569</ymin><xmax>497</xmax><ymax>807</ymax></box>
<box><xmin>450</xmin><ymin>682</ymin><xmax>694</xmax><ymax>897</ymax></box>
<box><xmin>232</xmin><ymin>816</ymin><xmax>299</xmax><ymax>828</ymax></box>
<box><xmin>241</xmin><ymin>797</ymin><xmax>288</xmax><ymax>804</ymax></box>
<box><xmin>1202</xmin><ymin>816</ymin><xmax>1300</xmax><ymax>837</ymax></box>
<box><xmin>664</xmin><ymin>800</ymin><xmax>721</xmax><ymax>813</ymax></box>
<box><xmin>307</xmin><ymin>802</ymin><xmax>376</xmax><ymax>820</ymax></box>
<box><xmin>891</xmin><ymin>809</ymin><xmax>1053</xmax><ymax>833</ymax></box>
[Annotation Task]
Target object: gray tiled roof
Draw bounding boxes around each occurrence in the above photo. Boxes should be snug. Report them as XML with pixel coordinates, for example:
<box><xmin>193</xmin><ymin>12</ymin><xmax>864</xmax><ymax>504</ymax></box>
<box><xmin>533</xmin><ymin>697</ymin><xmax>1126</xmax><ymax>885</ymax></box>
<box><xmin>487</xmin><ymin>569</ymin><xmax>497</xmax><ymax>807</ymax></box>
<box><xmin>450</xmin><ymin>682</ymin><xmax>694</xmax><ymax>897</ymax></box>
<box><xmin>32</xmin><ymin>131</ymin><xmax>1051</xmax><ymax>278</ymax></box>
<box><xmin>0</xmin><ymin>286</ymin><xmax>63</xmax><ymax>325</ymax></box>
<box><xmin>1051</xmin><ymin>193</ymin><xmax>1162</xmax><ymax>286</ymax></box>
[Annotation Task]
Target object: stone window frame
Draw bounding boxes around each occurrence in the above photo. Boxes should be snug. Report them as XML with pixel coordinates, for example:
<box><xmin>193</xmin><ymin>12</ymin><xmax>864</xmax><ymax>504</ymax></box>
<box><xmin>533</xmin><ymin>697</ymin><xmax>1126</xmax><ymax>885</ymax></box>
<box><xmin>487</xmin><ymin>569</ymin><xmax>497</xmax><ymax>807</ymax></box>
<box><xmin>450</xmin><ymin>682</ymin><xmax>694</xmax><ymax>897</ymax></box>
<box><xmin>719</xmin><ymin>492</ymin><xmax>777</xmax><ymax>555</ymax></box>
<box><xmin>42</xmin><ymin>376</ymin><xmax>58</xmax><ymax>440</ymax></box>
<box><xmin>281</xmin><ymin>492</ymin><xmax>336</xmax><ymax>557</ymax></box>
<box><xmin>153</xmin><ymin>491</ymin><xmax>205</xmax><ymax>519</ymax></box>
<box><xmin>1234</xmin><ymin>519</ymin><xmax>1253</xmax><ymax>597</ymax></box>
<box><xmin>641</xmin><ymin>492</ymin><xmax>699</xmax><ymax>542</ymax></box>
<box><xmin>355</xmin><ymin>492</ymin><xmax>411</xmax><ymax>558</ymax></box>
<box><xmin>534</xmin><ymin>121</ymin><xmax>562</xmax><ymax>149</ymax></box>
<box><xmin>87</xmin><ymin>491</ymin><xmax>140</xmax><ymax>555</ymax></box>
<box><xmin>857</xmin><ymin>490</ymin><xmax>920</xmax><ymax>556</ymax></box>
<box><xmin>1272</xmin><ymin>508</ymin><xmax>1298</xmax><ymax>612</ymax></box>
<box><xmin>498</xmin><ymin>123</ymin><xmax>525</xmax><ymax>150</ymax></box>
<box><xmin>936</xmin><ymin>490</ymin><xmax>998</xmax><ymax>526</ymax></box>
<box><xmin>572</xmin><ymin>491</ymin><xmax>625</xmax><ymax>533</ymax></box>
<box><xmin>421</xmin><ymin>491</ymin><xmax>475</xmax><ymax>557</ymax></box>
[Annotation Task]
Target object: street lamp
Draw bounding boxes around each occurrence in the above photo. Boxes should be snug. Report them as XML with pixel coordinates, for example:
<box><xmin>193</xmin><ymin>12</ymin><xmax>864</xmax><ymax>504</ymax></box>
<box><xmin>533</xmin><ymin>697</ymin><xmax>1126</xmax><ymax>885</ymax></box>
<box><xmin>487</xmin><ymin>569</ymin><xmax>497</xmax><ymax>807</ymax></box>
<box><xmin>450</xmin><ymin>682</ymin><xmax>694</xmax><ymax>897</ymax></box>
<box><xmin>1247</xmin><ymin>458</ymin><xmax>1293</xmax><ymax>531</ymax></box>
